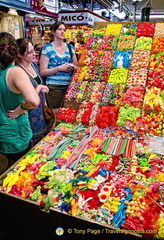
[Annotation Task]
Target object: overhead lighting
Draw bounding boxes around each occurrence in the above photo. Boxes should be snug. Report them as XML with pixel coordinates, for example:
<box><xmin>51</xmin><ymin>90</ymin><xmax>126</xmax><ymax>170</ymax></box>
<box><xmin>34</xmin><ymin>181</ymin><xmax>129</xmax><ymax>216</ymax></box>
<box><xmin>109</xmin><ymin>8</ymin><xmax>126</xmax><ymax>19</ymax></box>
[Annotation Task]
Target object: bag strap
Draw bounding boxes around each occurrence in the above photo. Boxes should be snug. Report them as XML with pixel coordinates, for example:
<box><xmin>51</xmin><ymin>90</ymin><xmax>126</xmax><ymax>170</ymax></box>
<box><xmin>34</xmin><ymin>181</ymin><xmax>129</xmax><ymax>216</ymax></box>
<box><xmin>67</xmin><ymin>43</ymin><xmax>73</xmax><ymax>62</ymax></box>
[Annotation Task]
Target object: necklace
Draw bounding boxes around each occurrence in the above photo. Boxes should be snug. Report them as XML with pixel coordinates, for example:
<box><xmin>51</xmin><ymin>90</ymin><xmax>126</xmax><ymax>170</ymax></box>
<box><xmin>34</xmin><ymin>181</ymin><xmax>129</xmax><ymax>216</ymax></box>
<box><xmin>19</xmin><ymin>64</ymin><xmax>37</xmax><ymax>78</ymax></box>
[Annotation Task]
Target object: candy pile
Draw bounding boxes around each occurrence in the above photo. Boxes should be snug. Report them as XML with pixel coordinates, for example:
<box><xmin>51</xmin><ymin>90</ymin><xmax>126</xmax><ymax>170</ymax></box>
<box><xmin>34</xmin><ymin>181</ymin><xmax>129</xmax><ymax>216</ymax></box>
<box><xmin>0</xmin><ymin>123</ymin><xmax>163</xmax><ymax>239</ymax></box>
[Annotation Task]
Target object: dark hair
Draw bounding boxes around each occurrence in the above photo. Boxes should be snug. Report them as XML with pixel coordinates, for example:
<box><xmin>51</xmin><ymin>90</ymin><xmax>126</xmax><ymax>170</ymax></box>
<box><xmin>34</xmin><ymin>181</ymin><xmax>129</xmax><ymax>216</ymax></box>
<box><xmin>0</xmin><ymin>32</ymin><xmax>18</xmax><ymax>69</ymax></box>
<box><xmin>51</xmin><ymin>21</ymin><xmax>67</xmax><ymax>32</ymax></box>
<box><xmin>16</xmin><ymin>38</ymin><xmax>32</xmax><ymax>63</ymax></box>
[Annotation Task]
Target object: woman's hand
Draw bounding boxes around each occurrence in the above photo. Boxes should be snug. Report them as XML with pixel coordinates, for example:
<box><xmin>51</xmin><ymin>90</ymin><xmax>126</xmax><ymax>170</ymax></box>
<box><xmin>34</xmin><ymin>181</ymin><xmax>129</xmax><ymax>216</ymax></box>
<box><xmin>7</xmin><ymin>105</ymin><xmax>26</xmax><ymax>119</ymax></box>
<box><xmin>36</xmin><ymin>85</ymin><xmax>49</xmax><ymax>94</ymax></box>
<box><xmin>58</xmin><ymin>63</ymin><xmax>75</xmax><ymax>72</ymax></box>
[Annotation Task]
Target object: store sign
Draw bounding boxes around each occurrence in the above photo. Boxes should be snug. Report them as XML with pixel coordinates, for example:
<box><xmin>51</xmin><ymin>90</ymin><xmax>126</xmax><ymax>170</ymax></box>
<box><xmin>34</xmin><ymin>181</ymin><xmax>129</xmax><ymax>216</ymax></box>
<box><xmin>58</xmin><ymin>12</ymin><xmax>94</xmax><ymax>26</ymax></box>
<box><xmin>31</xmin><ymin>0</ymin><xmax>58</xmax><ymax>18</ymax></box>
<box><xmin>0</xmin><ymin>0</ymin><xmax>34</xmax><ymax>13</ymax></box>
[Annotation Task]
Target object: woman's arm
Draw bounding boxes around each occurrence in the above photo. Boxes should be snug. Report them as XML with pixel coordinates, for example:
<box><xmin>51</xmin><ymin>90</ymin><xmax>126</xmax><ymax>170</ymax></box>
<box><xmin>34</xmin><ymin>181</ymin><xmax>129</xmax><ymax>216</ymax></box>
<box><xmin>40</xmin><ymin>54</ymin><xmax>76</xmax><ymax>77</ymax></box>
<box><xmin>6</xmin><ymin>67</ymin><xmax>40</xmax><ymax>119</ymax></box>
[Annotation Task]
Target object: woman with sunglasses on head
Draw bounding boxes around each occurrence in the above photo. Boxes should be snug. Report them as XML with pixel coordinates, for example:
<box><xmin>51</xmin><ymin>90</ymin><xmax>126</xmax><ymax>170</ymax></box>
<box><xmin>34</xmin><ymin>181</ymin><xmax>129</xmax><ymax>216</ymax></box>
<box><xmin>0</xmin><ymin>32</ymin><xmax>40</xmax><ymax>168</ymax></box>
<box><xmin>40</xmin><ymin>21</ymin><xmax>78</xmax><ymax>120</ymax></box>
<box><xmin>7</xmin><ymin>38</ymin><xmax>53</xmax><ymax>146</ymax></box>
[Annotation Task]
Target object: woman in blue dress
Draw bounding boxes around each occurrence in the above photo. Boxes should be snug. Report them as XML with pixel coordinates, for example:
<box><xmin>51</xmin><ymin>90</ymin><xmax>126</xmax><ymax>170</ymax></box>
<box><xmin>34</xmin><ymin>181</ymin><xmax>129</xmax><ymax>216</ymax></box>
<box><xmin>9</xmin><ymin>38</ymin><xmax>53</xmax><ymax>146</ymax></box>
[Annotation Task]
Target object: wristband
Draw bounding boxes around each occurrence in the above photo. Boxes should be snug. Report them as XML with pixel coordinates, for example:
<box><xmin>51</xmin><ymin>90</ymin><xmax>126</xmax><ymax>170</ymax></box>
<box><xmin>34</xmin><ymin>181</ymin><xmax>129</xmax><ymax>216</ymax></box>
<box><xmin>20</xmin><ymin>102</ymin><xmax>28</xmax><ymax>110</ymax></box>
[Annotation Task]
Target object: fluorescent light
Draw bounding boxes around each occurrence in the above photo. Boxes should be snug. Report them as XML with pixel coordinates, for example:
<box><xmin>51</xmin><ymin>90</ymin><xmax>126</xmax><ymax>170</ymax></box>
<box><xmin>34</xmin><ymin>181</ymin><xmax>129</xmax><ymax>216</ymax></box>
<box><xmin>109</xmin><ymin>9</ymin><xmax>126</xmax><ymax>19</ymax></box>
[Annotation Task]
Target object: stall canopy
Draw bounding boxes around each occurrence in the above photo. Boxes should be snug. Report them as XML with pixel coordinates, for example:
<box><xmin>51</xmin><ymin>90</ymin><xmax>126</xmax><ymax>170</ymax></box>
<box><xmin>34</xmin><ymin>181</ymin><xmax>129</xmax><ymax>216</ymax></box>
<box><xmin>59</xmin><ymin>9</ymin><xmax>110</xmax><ymax>26</ymax></box>
<box><xmin>0</xmin><ymin>0</ymin><xmax>35</xmax><ymax>13</ymax></box>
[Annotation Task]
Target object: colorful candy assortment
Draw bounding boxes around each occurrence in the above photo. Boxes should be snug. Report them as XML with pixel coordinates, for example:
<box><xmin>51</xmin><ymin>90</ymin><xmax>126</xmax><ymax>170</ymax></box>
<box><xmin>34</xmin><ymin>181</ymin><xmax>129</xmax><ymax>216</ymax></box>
<box><xmin>152</xmin><ymin>38</ymin><xmax>164</xmax><ymax>53</ymax></box>
<box><xmin>134</xmin><ymin>36</ymin><xmax>152</xmax><ymax>51</ymax></box>
<box><xmin>122</xmin><ymin>85</ymin><xmax>145</xmax><ymax>109</ymax></box>
<box><xmin>120</xmin><ymin>23</ymin><xmax>138</xmax><ymax>35</ymax></box>
<box><xmin>113</xmin><ymin>50</ymin><xmax>132</xmax><ymax>69</ymax></box>
<box><xmin>117</xmin><ymin>35</ymin><xmax>135</xmax><ymax>51</ymax></box>
<box><xmin>96</xmin><ymin>105</ymin><xmax>119</xmax><ymax>128</ymax></box>
<box><xmin>130</xmin><ymin>50</ymin><xmax>151</xmax><ymax>69</ymax></box>
<box><xmin>147</xmin><ymin>69</ymin><xmax>164</xmax><ymax>89</ymax></box>
<box><xmin>108</xmin><ymin>67</ymin><xmax>128</xmax><ymax>85</ymax></box>
<box><xmin>149</xmin><ymin>52</ymin><xmax>164</xmax><ymax>70</ymax></box>
<box><xmin>56</xmin><ymin>107</ymin><xmax>78</xmax><ymax>123</ymax></box>
<box><xmin>1</xmin><ymin>123</ymin><xmax>163</xmax><ymax>239</ymax></box>
<box><xmin>101</xmin><ymin>83</ymin><xmax>124</xmax><ymax>105</ymax></box>
<box><xmin>143</xmin><ymin>87</ymin><xmax>164</xmax><ymax>113</ymax></box>
<box><xmin>117</xmin><ymin>105</ymin><xmax>141</xmax><ymax>126</ymax></box>
<box><xmin>154</xmin><ymin>22</ymin><xmax>164</xmax><ymax>37</ymax></box>
<box><xmin>137</xmin><ymin>23</ymin><xmax>155</xmax><ymax>38</ymax></box>
<box><xmin>127</xmin><ymin>68</ymin><xmax>148</xmax><ymax>86</ymax></box>
<box><xmin>105</xmin><ymin>24</ymin><xmax>122</xmax><ymax>35</ymax></box>
<box><xmin>101</xmin><ymin>35</ymin><xmax>119</xmax><ymax>50</ymax></box>
<box><xmin>76</xmin><ymin>101</ymin><xmax>99</xmax><ymax>126</ymax></box>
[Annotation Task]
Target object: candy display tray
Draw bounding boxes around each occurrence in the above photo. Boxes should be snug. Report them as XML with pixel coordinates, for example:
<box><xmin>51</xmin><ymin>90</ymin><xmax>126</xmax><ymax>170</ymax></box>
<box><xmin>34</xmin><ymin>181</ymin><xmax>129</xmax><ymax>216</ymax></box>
<box><xmin>0</xmin><ymin>189</ymin><xmax>142</xmax><ymax>240</ymax></box>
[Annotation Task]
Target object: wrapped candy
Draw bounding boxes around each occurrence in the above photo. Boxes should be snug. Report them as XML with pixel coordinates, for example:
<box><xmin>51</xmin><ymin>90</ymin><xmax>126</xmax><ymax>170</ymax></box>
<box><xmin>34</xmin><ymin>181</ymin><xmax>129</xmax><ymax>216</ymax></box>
<box><xmin>117</xmin><ymin>35</ymin><xmax>136</xmax><ymax>51</ymax></box>
<box><xmin>101</xmin><ymin>35</ymin><xmax>119</xmax><ymax>50</ymax></box>
<box><xmin>137</xmin><ymin>23</ymin><xmax>155</xmax><ymax>38</ymax></box>
<box><xmin>76</xmin><ymin>101</ymin><xmax>99</xmax><ymax>126</ymax></box>
<box><xmin>84</xmin><ymin>49</ymin><xmax>100</xmax><ymax>66</ymax></box>
<box><xmin>122</xmin><ymin>85</ymin><xmax>145</xmax><ymax>109</ymax></box>
<box><xmin>78</xmin><ymin>49</ymin><xmax>88</xmax><ymax>65</ymax></box>
<box><xmin>90</xmin><ymin>81</ymin><xmax>106</xmax><ymax>103</ymax></box>
<box><xmin>83</xmin><ymin>82</ymin><xmax>95</xmax><ymax>101</ymax></box>
<box><xmin>105</xmin><ymin>24</ymin><xmax>122</xmax><ymax>35</ymax></box>
<box><xmin>101</xmin><ymin>83</ymin><xmax>124</xmax><ymax>105</ymax></box>
<box><xmin>134</xmin><ymin>36</ymin><xmax>152</xmax><ymax>51</ymax></box>
<box><xmin>90</xmin><ymin>66</ymin><xmax>110</xmax><ymax>82</ymax></box>
<box><xmin>152</xmin><ymin>38</ymin><xmax>164</xmax><ymax>53</ymax></box>
<box><xmin>113</xmin><ymin>50</ymin><xmax>132</xmax><ymax>69</ymax></box>
<box><xmin>120</xmin><ymin>23</ymin><xmax>138</xmax><ymax>36</ymax></box>
<box><xmin>65</xmin><ymin>82</ymin><xmax>81</xmax><ymax>101</ymax></box>
<box><xmin>72</xmin><ymin>67</ymin><xmax>83</xmax><ymax>82</ymax></box>
<box><xmin>56</xmin><ymin>107</ymin><xmax>78</xmax><ymax>123</ymax></box>
<box><xmin>76</xmin><ymin>81</ymin><xmax>88</xmax><ymax>102</ymax></box>
<box><xmin>108</xmin><ymin>67</ymin><xmax>128</xmax><ymax>85</ymax></box>
<box><xmin>127</xmin><ymin>68</ymin><xmax>148</xmax><ymax>86</ymax></box>
<box><xmin>100</xmin><ymin>50</ymin><xmax>114</xmax><ymax>66</ymax></box>
<box><xmin>130</xmin><ymin>50</ymin><xmax>151</xmax><ymax>69</ymax></box>
<box><xmin>85</xmin><ymin>29</ymin><xmax>106</xmax><ymax>50</ymax></box>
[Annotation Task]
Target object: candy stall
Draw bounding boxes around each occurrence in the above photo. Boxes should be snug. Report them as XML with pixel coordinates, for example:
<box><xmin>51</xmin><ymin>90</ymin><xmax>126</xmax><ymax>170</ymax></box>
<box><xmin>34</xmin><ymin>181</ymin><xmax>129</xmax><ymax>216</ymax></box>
<box><xmin>0</xmin><ymin>22</ymin><xmax>164</xmax><ymax>240</ymax></box>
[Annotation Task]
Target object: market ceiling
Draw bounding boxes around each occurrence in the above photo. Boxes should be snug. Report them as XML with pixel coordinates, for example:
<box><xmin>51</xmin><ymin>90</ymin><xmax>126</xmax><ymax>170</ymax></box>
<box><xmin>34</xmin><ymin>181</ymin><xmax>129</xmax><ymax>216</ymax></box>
<box><xmin>60</xmin><ymin>0</ymin><xmax>164</xmax><ymax>21</ymax></box>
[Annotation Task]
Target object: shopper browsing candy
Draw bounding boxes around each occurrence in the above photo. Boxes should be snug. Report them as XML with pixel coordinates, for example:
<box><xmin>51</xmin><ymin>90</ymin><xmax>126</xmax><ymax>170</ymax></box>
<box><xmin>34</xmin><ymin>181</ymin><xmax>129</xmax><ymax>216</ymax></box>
<box><xmin>40</xmin><ymin>21</ymin><xmax>78</xmax><ymax>118</ymax></box>
<box><xmin>0</xmin><ymin>32</ymin><xmax>40</xmax><ymax>168</ymax></box>
<box><xmin>14</xmin><ymin>38</ymin><xmax>53</xmax><ymax>146</ymax></box>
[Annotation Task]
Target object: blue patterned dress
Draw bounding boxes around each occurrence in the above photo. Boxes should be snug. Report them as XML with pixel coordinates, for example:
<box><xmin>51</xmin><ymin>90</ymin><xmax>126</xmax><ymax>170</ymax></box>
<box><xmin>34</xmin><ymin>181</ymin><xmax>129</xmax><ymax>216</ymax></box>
<box><xmin>20</xmin><ymin>64</ymin><xmax>51</xmax><ymax>139</ymax></box>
